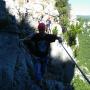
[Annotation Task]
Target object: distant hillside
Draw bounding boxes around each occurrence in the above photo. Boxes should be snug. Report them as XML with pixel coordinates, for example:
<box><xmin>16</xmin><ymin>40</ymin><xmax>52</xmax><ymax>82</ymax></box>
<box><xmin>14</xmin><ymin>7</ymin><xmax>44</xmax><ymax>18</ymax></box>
<box><xmin>77</xmin><ymin>15</ymin><xmax>90</xmax><ymax>21</ymax></box>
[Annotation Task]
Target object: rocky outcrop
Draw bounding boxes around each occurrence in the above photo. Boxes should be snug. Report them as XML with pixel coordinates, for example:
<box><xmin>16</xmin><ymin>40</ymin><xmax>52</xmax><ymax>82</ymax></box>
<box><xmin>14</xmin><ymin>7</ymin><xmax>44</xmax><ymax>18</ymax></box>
<box><xmin>0</xmin><ymin>0</ymin><xmax>75</xmax><ymax>90</ymax></box>
<box><xmin>0</xmin><ymin>1</ymin><xmax>35</xmax><ymax>90</ymax></box>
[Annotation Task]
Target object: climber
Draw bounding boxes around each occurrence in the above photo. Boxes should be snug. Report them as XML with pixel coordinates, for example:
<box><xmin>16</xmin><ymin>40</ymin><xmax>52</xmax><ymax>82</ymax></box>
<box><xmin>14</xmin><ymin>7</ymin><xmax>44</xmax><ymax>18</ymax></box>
<box><xmin>23</xmin><ymin>22</ymin><xmax>62</xmax><ymax>86</ymax></box>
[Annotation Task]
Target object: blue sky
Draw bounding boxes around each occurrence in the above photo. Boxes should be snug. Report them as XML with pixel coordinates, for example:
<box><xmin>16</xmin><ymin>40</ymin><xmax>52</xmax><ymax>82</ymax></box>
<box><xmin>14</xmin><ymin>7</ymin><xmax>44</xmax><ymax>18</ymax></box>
<box><xmin>69</xmin><ymin>0</ymin><xmax>90</xmax><ymax>15</ymax></box>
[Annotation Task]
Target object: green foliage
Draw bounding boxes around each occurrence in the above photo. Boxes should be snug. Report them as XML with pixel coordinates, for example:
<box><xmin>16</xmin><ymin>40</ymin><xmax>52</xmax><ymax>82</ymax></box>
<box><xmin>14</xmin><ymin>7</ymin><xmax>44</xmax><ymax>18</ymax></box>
<box><xmin>72</xmin><ymin>29</ymin><xmax>90</xmax><ymax>90</ymax></box>
<box><xmin>72</xmin><ymin>76</ymin><xmax>90</xmax><ymax>90</ymax></box>
<box><xmin>63</xmin><ymin>21</ymin><xmax>84</xmax><ymax>58</ymax></box>
<box><xmin>55</xmin><ymin>0</ymin><xmax>70</xmax><ymax>30</ymax></box>
<box><xmin>60</xmin><ymin>15</ymin><xmax>69</xmax><ymax>27</ymax></box>
<box><xmin>73</xmin><ymin>46</ymin><xmax>79</xmax><ymax>57</ymax></box>
<box><xmin>52</xmin><ymin>26</ymin><xmax>58</xmax><ymax>35</ymax></box>
<box><xmin>77</xmin><ymin>31</ymin><xmax>90</xmax><ymax>71</ymax></box>
<box><xmin>77</xmin><ymin>15</ymin><xmax>90</xmax><ymax>22</ymax></box>
<box><xmin>65</xmin><ymin>22</ymin><xmax>83</xmax><ymax>46</ymax></box>
<box><xmin>78</xmin><ymin>15</ymin><xmax>90</xmax><ymax>31</ymax></box>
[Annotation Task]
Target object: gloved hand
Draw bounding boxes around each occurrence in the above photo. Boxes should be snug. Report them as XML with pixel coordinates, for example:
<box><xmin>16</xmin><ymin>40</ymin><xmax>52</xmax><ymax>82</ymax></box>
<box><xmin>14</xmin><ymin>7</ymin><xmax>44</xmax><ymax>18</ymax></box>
<box><xmin>57</xmin><ymin>37</ymin><xmax>63</xmax><ymax>43</ymax></box>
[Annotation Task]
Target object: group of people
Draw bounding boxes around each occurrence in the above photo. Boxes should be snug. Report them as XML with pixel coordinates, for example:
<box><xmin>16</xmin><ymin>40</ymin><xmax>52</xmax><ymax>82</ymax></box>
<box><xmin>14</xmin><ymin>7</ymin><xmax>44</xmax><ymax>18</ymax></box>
<box><xmin>23</xmin><ymin>22</ymin><xmax>62</xmax><ymax>86</ymax></box>
<box><xmin>38</xmin><ymin>15</ymin><xmax>52</xmax><ymax>34</ymax></box>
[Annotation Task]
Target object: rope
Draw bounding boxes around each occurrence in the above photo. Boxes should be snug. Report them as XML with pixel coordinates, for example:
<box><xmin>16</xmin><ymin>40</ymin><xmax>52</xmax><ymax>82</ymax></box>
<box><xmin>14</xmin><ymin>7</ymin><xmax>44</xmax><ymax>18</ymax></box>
<box><xmin>61</xmin><ymin>43</ymin><xmax>90</xmax><ymax>84</ymax></box>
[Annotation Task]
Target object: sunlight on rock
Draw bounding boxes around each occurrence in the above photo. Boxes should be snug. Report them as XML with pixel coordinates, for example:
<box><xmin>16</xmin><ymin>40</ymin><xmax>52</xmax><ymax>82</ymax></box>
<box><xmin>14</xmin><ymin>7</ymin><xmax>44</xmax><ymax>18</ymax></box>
<box><xmin>50</xmin><ymin>40</ymin><xmax>74</xmax><ymax>62</ymax></box>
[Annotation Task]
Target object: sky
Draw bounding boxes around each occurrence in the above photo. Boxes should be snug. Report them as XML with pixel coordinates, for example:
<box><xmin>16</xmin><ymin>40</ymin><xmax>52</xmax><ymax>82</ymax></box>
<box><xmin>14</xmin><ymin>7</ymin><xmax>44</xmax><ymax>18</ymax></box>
<box><xmin>69</xmin><ymin>0</ymin><xmax>90</xmax><ymax>15</ymax></box>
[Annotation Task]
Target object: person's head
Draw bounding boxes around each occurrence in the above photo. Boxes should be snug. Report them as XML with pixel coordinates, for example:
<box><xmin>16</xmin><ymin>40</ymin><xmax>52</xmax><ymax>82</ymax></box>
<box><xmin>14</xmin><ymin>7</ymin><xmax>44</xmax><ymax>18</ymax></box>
<box><xmin>38</xmin><ymin>23</ymin><xmax>46</xmax><ymax>33</ymax></box>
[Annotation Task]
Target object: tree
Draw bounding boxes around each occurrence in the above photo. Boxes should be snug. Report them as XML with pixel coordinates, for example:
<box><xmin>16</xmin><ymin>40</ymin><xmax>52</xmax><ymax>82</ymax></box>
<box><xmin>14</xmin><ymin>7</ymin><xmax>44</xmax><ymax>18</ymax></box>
<box><xmin>66</xmin><ymin>22</ymin><xmax>83</xmax><ymax>46</ymax></box>
<box><xmin>55</xmin><ymin>0</ymin><xmax>70</xmax><ymax>33</ymax></box>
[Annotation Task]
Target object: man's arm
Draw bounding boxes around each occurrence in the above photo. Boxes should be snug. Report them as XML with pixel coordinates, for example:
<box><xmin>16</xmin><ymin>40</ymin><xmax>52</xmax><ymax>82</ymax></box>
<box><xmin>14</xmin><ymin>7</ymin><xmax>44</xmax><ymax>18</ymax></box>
<box><xmin>46</xmin><ymin>34</ymin><xmax>63</xmax><ymax>43</ymax></box>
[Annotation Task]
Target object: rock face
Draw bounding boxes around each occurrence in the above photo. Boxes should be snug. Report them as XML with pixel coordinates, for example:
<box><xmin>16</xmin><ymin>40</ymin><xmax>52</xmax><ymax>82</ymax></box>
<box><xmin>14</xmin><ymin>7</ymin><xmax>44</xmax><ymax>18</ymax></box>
<box><xmin>0</xmin><ymin>0</ymin><xmax>75</xmax><ymax>90</ymax></box>
<box><xmin>0</xmin><ymin>0</ymin><xmax>35</xmax><ymax>90</ymax></box>
<box><xmin>0</xmin><ymin>31</ymin><xmax>33</xmax><ymax>90</ymax></box>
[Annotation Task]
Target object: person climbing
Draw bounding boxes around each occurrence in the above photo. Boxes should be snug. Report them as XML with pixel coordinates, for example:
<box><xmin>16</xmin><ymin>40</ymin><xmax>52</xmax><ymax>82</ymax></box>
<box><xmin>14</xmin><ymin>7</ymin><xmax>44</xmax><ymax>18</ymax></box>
<box><xmin>23</xmin><ymin>22</ymin><xmax>62</xmax><ymax>87</ymax></box>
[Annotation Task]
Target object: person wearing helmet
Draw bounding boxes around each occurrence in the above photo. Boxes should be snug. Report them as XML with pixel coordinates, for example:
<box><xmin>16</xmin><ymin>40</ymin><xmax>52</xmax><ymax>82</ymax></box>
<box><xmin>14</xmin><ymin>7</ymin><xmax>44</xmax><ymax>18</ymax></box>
<box><xmin>38</xmin><ymin>22</ymin><xmax>46</xmax><ymax>33</ymax></box>
<box><xmin>23</xmin><ymin>22</ymin><xmax>62</xmax><ymax>87</ymax></box>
